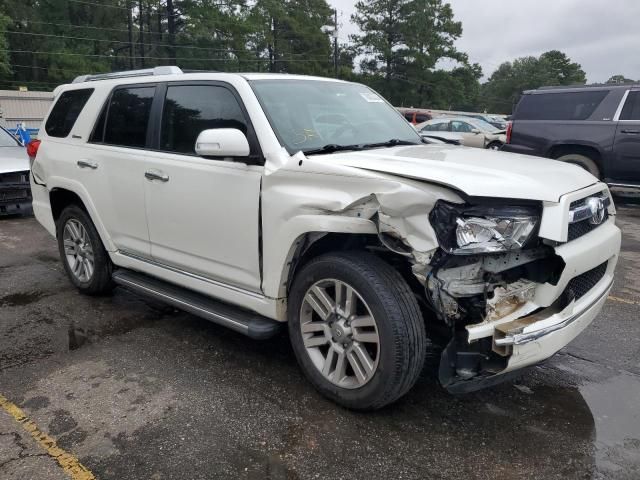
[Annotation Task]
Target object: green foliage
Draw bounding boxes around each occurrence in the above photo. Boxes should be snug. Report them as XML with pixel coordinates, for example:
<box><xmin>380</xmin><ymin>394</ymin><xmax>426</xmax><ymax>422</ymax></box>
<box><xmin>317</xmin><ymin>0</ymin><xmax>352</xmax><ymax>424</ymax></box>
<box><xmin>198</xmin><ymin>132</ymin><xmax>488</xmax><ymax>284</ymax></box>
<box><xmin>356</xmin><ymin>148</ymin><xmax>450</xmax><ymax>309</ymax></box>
<box><xmin>480</xmin><ymin>50</ymin><xmax>587</xmax><ymax>113</ymax></box>
<box><xmin>0</xmin><ymin>13</ymin><xmax>10</xmax><ymax>76</ymax></box>
<box><xmin>606</xmin><ymin>74</ymin><xmax>636</xmax><ymax>85</ymax></box>
<box><xmin>350</xmin><ymin>0</ymin><xmax>477</xmax><ymax>109</ymax></box>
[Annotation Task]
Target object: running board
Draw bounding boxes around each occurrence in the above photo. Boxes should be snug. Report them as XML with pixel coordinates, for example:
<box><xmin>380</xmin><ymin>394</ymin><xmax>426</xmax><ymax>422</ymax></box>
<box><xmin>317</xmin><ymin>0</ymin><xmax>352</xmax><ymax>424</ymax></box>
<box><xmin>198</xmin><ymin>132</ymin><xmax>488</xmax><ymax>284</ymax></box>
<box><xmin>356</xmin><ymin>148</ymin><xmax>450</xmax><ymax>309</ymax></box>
<box><xmin>112</xmin><ymin>269</ymin><xmax>282</xmax><ymax>340</ymax></box>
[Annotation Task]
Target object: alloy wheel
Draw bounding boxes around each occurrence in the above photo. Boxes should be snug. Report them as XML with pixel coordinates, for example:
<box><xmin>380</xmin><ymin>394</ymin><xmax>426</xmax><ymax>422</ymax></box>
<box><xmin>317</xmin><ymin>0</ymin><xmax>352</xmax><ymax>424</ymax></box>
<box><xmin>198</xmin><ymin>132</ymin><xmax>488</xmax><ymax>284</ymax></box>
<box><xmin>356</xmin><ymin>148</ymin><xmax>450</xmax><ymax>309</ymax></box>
<box><xmin>299</xmin><ymin>279</ymin><xmax>380</xmax><ymax>389</ymax></box>
<box><xmin>62</xmin><ymin>218</ymin><xmax>95</xmax><ymax>282</ymax></box>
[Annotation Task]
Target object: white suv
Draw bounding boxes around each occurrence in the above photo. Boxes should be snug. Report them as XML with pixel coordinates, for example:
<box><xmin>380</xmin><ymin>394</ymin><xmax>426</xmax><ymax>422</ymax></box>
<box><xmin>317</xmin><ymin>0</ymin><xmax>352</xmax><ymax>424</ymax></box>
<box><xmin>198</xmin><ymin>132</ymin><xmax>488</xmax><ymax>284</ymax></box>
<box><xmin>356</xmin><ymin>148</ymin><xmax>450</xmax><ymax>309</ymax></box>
<box><xmin>30</xmin><ymin>67</ymin><xmax>621</xmax><ymax>409</ymax></box>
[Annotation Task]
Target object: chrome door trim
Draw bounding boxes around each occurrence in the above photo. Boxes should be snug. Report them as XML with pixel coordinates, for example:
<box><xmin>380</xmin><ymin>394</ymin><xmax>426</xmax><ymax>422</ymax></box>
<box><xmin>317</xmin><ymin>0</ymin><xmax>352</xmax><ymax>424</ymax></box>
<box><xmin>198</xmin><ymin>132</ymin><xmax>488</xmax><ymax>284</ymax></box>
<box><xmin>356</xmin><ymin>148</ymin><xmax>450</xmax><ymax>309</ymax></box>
<box><xmin>118</xmin><ymin>249</ymin><xmax>266</xmax><ymax>299</ymax></box>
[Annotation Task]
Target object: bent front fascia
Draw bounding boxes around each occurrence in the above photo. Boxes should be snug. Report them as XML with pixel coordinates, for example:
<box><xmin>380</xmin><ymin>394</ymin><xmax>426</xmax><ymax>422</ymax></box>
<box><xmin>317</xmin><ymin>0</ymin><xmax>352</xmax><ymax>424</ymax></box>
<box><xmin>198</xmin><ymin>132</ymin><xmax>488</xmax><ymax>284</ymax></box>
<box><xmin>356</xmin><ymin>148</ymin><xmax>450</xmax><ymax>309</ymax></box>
<box><xmin>260</xmin><ymin>152</ymin><xmax>462</xmax><ymax>308</ymax></box>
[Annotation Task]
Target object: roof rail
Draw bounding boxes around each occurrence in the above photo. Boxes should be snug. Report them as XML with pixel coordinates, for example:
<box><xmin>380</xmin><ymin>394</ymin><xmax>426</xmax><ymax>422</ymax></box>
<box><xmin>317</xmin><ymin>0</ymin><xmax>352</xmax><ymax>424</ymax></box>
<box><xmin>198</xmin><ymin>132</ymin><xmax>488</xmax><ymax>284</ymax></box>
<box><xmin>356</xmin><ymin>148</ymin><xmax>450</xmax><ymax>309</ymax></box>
<box><xmin>72</xmin><ymin>66</ymin><xmax>183</xmax><ymax>84</ymax></box>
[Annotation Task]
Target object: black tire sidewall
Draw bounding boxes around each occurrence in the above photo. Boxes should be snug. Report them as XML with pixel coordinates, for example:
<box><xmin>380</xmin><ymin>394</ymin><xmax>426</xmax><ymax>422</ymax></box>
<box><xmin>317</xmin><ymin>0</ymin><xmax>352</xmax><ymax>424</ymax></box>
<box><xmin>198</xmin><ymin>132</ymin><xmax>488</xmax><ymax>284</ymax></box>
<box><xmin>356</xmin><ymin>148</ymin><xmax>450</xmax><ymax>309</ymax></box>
<box><xmin>56</xmin><ymin>205</ymin><xmax>112</xmax><ymax>294</ymax></box>
<box><xmin>288</xmin><ymin>253</ymin><xmax>419</xmax><ymax>409</ymax></box>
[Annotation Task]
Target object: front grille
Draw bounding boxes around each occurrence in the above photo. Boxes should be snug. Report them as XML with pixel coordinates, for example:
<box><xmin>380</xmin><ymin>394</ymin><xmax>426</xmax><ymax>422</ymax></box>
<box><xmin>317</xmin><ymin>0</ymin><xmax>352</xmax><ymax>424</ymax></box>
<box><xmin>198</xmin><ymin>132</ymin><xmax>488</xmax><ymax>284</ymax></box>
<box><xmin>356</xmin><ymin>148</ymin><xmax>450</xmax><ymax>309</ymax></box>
<box><xmin>0</xmin><ymin>189</ymin><xmax>30</xmax><ymax>201</ymax></box>
<box><xmin>568</xmin><ymin>211</ymin><xmax>609</xmax><ymax>241</ymax></box>
<box><xmin>0</xmin><ymin>171</ymin><xmax>29</xmax><ymax>184</ymax></box>
<box><xmin>567</xmin><ymin>192</ymin><xmax>610</xmax><ymax>242</ymax></box>
<box><xmin>563</xmin><ymin>261</ymin><xmax>607</xmax><ymax>301</ymax></box>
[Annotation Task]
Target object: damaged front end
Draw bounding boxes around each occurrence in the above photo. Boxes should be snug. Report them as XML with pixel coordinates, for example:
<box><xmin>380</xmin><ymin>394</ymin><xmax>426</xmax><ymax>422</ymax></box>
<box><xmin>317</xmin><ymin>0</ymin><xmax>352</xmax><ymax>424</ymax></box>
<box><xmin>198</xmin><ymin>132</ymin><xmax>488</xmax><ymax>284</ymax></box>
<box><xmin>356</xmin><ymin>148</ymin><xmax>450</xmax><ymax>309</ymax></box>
<box><xmin>424</xmin><ymin>200</ymin><xmax>566</xmax><ymax>392</ymax></box>
<box><xmin>0</xmin><ymin>170</ymin><xmax>32</xmax><ymax>216</ymax></box>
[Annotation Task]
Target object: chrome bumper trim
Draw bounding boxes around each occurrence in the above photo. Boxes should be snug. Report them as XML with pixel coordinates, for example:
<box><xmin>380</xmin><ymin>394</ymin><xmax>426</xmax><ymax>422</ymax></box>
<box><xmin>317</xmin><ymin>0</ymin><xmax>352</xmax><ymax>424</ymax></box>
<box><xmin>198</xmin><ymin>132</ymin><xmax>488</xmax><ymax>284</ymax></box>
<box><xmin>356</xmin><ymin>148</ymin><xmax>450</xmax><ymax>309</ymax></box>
<box><xmin>494</xmin><ymin>279</ymin><xmax>613</xmax><ymax>346</ymax></box>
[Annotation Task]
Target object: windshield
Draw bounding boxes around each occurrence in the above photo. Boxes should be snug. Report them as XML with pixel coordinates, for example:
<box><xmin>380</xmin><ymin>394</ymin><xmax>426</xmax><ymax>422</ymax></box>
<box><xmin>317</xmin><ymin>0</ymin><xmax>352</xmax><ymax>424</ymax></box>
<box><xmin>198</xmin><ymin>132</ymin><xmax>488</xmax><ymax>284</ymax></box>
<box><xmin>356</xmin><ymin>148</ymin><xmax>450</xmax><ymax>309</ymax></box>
<box><xmin>250</xmin><ymin>80</ymin><xmax>422</xmax><ymax>154</ymax></box>
<box><xmin>468</xmin><ymin>118</ymin><xmax>501</xmax><ymax>133</ymax></box>
<box><xmin>0</xmin><ymin>127</ymin><xmax>20</xmax><ymax>147</ymax></box>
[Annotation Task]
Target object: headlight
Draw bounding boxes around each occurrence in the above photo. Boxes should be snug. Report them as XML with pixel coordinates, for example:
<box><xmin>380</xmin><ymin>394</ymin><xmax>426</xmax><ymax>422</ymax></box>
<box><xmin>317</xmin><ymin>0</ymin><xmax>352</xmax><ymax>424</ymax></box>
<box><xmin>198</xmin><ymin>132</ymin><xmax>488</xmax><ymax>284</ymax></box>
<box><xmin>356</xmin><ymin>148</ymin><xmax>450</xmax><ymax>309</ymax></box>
<box><xmin>429</xmin><ymin>201</ymin><xmax>540</xmax><ymax>255</ymax></box>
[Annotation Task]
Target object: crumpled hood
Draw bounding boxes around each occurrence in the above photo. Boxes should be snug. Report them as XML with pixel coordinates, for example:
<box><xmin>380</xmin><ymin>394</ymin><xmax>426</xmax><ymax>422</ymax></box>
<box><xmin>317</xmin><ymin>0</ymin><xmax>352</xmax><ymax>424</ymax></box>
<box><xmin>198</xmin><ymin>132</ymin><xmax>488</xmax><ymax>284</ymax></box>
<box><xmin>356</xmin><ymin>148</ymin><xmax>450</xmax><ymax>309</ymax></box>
<box><xmin>0</xmin><ymin>146</ymin><xmax>29</xmax><ymax>175</ymax></box>
<box><xmin>318</xmin><ymin>145</ymin><xmax>597</xmax><ymax>202</ymax></box>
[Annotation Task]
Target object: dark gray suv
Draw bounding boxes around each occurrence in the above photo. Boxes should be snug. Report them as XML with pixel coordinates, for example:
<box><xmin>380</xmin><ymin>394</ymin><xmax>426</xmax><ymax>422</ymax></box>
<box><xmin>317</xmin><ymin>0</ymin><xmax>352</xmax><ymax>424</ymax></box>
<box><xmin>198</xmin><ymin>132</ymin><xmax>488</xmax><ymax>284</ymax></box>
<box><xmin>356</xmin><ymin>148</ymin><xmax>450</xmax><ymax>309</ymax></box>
<box><xmin>502</xmin><ymin>84</ymin><xmax>640</xmax><ymax>188</ymax></box>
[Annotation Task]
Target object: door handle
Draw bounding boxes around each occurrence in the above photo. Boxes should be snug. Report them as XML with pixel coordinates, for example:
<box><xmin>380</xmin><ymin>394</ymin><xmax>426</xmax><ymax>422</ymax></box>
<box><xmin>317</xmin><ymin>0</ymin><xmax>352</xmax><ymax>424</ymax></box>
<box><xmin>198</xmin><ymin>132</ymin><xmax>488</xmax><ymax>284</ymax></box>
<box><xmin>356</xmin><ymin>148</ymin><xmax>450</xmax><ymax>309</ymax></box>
<box><xmin>77</xmin><ymin>160</ymin><xmax>98</xmax><ymax>169</ymax></box>
<box><xmin>145</xmin><ymin>170</ymin><xmax>170</xmax><ymax>182</ymax></box>
<box><xmin>621</xmin><ymin>129</ymin><xmax>640</xmax><ymax>134</ymax></box>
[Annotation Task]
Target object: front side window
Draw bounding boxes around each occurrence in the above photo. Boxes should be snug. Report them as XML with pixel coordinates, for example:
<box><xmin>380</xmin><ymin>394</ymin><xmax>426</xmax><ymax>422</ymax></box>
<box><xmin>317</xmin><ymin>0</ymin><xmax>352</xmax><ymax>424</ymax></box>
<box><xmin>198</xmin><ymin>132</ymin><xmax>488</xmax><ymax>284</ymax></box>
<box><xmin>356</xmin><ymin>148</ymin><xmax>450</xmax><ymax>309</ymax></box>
<box><xmin>451</xmin><ymin>121</ymin><xmax>473</xmax><ymax>133</ymax></box>
<box><xmin>250</xmin><ymin>80</ymin><xmax>421</xmax><ymax>155</ymax></box>
<box><xmin>160</xmin><ymin>85</ymin><xmax>248</xmax><ymax>155</ymax></box>
<box><xmin>620</xmin><ymin>91</ymin><xmax>640</xmax><ymax>121</ymax></box>
<box><xmin>45</xmin><ymin>89</ymin><xmax>94</xmax><ymax>138</ymax></box>
<box><xmin>104</xmin><ymin>87</ymin><xmax>155</xmax><ymax>148</ymax></box>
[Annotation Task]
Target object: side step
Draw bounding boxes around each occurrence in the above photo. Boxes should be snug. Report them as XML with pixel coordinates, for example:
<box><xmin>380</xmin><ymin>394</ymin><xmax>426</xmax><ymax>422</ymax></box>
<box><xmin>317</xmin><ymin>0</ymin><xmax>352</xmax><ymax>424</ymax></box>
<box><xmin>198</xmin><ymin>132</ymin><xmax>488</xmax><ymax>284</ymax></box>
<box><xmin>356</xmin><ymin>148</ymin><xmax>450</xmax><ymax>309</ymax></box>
<box><xmin>112</xmin><ymin>269</ymin><xmax>282</xmax><ymax>340</ymax></box>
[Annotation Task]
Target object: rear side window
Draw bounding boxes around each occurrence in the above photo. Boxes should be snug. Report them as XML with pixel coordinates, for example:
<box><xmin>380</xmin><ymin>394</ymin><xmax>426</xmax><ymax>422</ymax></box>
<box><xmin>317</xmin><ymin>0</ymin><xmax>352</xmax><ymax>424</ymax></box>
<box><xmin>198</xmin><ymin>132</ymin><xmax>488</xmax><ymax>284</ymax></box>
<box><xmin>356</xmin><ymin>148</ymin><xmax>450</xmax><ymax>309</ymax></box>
<box><xmin>516</xmin><ymin>90</ymin><xmax>608</xmax><ymax>121</ymax></box>
<box><xmin>620</xmin><ymin>91</ymin><xmax>640</xmax><ymax>120</ymax></box>
<box><xmin>45</xmin><ymin>89</ymin><xmax>94</xmax><ymax>138</ymax></box>
<box><xmin>160</xmin><ymin>85</ymin><xmax>248</xmax><ymax>155</ymax></box>
<box><xmin>103</xmin><ymin>87</ymin><xmax>155</xmax><ymax>148</ymax></box>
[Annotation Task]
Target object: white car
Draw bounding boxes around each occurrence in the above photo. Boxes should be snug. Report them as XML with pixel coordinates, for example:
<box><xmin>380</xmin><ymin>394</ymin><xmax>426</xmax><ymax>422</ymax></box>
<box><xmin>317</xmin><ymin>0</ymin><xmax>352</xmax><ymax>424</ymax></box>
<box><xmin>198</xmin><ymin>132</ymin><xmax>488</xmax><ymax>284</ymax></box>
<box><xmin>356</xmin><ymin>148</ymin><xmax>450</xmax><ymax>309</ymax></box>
<box><xmin>30</xmin><ymin>67</ymin><xmax>621</xmax><ymax>409</ymax></box>
<box><xmin>417</xmin><ymin>116</ymin><xmax>506</xmax><ymax>149</ymax></box>
<box><xmin>0</xmin><ymin>126</ymin><xmax>32</xmax><ymax>216</ymax></box>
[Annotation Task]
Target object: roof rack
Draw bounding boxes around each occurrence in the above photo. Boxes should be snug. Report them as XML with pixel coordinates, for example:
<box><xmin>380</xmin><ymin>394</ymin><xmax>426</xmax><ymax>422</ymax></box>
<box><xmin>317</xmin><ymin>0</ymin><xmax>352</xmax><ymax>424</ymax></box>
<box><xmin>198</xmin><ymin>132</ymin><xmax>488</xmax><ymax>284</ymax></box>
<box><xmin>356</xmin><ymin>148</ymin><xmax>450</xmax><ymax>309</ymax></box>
<box><xmin>72</xmin><ymin>66</ymin><xmax>183</xmax><ymax>84</ymax></box>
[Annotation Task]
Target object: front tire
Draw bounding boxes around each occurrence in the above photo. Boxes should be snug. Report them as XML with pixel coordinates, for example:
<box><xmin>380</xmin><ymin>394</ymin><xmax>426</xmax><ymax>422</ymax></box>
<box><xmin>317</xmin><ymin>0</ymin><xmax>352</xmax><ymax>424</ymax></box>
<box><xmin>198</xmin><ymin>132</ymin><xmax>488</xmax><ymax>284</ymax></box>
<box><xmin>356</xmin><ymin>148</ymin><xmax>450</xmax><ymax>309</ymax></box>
<box><xmin>288</xmin><ymin>252</ymin><xmax>426</xmax><ymax>410</ymax></box>
<box><xmin>56</xmin><ymin>205</ymin><xmax>114</xmax><ymax>295</ymax></box>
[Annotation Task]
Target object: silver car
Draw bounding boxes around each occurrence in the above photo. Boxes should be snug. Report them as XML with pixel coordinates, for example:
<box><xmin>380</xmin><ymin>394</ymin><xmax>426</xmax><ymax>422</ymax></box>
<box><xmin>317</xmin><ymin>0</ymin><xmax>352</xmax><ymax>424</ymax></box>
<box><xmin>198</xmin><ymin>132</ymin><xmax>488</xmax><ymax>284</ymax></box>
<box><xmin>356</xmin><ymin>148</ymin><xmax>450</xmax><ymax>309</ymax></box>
<box><xmin>417</xmin><ymin>117</ymin><xmax>506</xmax><ymax>150</ymax></box>
<box><xmin>0</xmin><ymin>126</ymin><xmax>32</xmax><ymax>216</ymax></box>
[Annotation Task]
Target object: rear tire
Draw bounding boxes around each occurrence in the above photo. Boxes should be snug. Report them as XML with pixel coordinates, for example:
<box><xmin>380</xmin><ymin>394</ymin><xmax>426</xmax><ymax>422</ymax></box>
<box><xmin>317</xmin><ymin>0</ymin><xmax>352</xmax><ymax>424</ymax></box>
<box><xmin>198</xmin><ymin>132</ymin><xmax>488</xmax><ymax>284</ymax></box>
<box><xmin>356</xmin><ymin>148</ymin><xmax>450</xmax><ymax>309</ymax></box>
<box><xmin>556</xmin><ymin>153</ymin><xmax>600</xmax><ymax>178</ymax></box>
<box><xmin>288</xmin><ymin>252</ymin><xmax>426</xmax><ymax>410</ymax></box>
<box><xmin>56</xmin><ymin>205</ymin><xmax>114</xmax><ymax>295</ymax></box>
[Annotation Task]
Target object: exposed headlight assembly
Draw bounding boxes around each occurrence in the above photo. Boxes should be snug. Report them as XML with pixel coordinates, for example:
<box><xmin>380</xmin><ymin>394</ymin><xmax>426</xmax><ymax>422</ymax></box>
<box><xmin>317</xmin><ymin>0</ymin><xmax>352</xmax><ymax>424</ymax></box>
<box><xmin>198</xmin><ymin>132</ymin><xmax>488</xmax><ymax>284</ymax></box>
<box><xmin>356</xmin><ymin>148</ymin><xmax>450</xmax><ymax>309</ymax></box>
<box><xmin>429</xmin><ymin>201</ymin><xmax>540</xmax><ymax>255</ymax></box>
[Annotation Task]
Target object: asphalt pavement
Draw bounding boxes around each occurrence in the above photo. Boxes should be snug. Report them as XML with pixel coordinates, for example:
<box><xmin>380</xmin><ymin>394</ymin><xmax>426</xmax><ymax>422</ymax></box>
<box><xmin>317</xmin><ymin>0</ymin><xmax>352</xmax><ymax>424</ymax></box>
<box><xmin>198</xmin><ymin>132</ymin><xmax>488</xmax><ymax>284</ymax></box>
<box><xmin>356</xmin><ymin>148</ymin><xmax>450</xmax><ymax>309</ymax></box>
<box><xmin>1</xmin><ymin>205</ymin><xmax>639</xmax><ymax>480</ymax></box>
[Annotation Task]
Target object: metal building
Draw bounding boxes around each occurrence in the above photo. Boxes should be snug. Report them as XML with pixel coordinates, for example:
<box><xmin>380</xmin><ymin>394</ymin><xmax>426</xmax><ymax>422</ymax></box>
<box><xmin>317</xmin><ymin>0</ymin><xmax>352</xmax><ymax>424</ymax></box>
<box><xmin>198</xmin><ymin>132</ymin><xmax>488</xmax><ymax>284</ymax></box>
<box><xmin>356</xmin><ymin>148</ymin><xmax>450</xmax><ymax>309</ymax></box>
<box><xmin>0</xmin><ymin>89</ymin><xmax>54</xmax><ymax>134</ymax></box>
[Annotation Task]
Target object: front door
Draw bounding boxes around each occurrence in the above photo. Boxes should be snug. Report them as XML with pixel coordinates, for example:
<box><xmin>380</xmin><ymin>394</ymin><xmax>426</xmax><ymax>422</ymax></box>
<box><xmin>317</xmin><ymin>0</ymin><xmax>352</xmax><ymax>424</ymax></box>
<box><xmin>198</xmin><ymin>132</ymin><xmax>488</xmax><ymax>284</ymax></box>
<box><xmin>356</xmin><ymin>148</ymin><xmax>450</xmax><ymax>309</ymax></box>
<box><xmin>612</xmin><ymin>89</ymin><xmax>640</xmax><ymax>184</ymax></box>
<box><xmin>143</xmin><ymin>83</ymin><xmax>263</xmax><ymax>292</ymax></box>
<box><xmin>451</xmin><ymin>120</ymin><xmax>485</xmax><ymax>148</ymax></box>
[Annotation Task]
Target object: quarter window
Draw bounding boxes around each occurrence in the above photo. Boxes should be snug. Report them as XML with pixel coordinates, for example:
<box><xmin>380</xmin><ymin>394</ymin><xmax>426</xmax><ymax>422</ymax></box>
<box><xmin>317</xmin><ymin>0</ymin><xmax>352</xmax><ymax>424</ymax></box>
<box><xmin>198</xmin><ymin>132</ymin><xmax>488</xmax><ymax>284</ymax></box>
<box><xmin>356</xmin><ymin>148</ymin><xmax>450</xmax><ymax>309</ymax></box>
<box><xmin>160</xmin><ymin>85</ymin><xmax>248</xmax><ymax>155</ymax></box>
<box><xmin>103</xmin><ymin>87</ymin><xmax>155</xmax><ymax>148</ymax></box>
<box><xmin>516</xmin><ymin>90</ymin><xmax>608</xmax><ymax>121</ymax></box>
<box><xmin>45</xmin><ymin>89</ymin><xmax>94</xmax><ymax>138</ymax></box>
<box><xmin>620</xmin><ymin>91</ymin><xmax>640</xmax><ymax>121</ymax></box>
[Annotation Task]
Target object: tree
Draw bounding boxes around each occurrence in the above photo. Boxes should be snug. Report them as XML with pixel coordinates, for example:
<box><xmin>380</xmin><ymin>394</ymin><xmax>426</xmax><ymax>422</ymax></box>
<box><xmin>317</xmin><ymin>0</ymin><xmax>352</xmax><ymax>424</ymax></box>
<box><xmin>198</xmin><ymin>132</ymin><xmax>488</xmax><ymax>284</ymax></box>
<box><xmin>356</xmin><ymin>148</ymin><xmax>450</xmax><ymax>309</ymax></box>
<box><xmin>351</xmin><ymin>0</ymin><xmax>475</xmax><ymax>107</ymax></box>
<box><xmin>606</xmin><ymin>74</ymin><xmax>636</xmax><ymax>85</ymax></box>
<box><xmin>480</xmin><ymin>51</ymin><xmax>586</xmax><ymax>113</ymax></box>
<box><xmin>0</xmin><ymin>13</ymin><xmax>10</xmax><ymax>77</ymax></box>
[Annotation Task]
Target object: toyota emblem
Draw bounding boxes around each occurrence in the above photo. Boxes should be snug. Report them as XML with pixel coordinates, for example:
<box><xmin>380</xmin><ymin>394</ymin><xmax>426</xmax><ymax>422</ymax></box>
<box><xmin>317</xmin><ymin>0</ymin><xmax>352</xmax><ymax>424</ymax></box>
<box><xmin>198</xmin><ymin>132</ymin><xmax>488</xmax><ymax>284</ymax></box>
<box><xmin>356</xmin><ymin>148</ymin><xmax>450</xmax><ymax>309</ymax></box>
<box><xmin>587</xmin><ymin>197</ymin><xmax>606</xmax><ymax>225</ymax></box>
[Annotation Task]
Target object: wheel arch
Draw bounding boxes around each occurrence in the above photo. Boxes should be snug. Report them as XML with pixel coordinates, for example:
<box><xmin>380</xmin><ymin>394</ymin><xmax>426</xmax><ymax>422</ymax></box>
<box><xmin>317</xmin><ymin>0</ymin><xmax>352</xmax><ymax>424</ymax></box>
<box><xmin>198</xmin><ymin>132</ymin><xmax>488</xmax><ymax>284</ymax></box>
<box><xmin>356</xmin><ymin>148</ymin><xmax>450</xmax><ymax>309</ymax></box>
<box><xmin>48</xmin><ymin>182</ymin><xmax>115</xmax><ymax>251</ymax></box>
<box><xmin>546</xmin><ymin>143</ymin><xmax>604</xmax><ymax>175</ymax></box>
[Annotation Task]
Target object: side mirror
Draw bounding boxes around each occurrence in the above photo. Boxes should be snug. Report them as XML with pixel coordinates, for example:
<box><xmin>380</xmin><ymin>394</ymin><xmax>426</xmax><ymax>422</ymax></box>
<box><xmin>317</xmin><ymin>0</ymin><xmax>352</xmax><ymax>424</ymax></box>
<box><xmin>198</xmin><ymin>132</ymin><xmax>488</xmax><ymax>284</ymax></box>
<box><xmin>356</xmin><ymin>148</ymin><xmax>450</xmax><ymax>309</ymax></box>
<box><xmin>471</xmin><ymin>129</ymin><xmax>481</xmax><ymax>135</ymax></box>
<box><xmin>195</xmin><ymin>128</ymin><xmax>250</xmax><ymax>158</ymax></box>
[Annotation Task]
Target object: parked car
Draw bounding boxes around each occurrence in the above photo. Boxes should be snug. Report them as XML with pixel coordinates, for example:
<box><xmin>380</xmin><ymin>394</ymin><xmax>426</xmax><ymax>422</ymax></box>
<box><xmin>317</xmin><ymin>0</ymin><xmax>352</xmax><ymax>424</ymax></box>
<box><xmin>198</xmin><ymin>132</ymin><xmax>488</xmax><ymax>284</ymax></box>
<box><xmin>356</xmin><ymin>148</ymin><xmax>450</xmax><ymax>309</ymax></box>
<box><xmin>397</xmin><ymin>107</ymin><xmax>432</xmax><ymax>124</ymax></box>
<box><xmin>417</xmin><ymin>117</ymin><xmax>506</xmax><ymax>149</ymax></box>
<box><xmin>31</xmin><ymin>67</ymin><xmax>620</xmax><ymax>409</ymax></box>
<box><xmin>459</xmin><ymin>113</ymin><xmax>507</xmax><ymax>130</ymax></box>
<box><xmin>502</xmin><ymin>84</ymin><xmax>640</xmax><ymax>187</ymax></box>
<box><xmin>0</xmin><ymin>126</ymin><xmax>32</xmax><ymax>216</ymax></box>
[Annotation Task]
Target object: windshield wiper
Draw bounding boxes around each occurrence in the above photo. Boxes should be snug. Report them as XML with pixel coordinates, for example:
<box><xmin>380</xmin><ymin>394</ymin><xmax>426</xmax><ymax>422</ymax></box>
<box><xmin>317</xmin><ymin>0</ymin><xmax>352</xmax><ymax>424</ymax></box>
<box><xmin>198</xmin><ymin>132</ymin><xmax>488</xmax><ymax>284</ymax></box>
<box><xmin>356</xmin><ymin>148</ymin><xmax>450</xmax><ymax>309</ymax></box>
<box><xmin>302</xmin><ymin>144</ymin><xmax>364</xmax><ymax>155</ymax></box>
<box><xmin>358</xmin><ymin>139</ymin><xmax>421</xmax><ymax>149</ymax></box>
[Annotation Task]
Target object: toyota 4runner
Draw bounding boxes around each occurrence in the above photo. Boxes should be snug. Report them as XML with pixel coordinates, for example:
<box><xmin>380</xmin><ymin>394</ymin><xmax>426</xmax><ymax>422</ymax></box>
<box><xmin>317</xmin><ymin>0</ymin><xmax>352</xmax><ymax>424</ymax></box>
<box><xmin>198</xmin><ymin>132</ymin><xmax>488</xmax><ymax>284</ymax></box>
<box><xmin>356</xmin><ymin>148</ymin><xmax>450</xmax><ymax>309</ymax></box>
<box><xmin>30</xmin><ymin>67</ymin><xmax>621</xmax><ymax>409</ymax></box>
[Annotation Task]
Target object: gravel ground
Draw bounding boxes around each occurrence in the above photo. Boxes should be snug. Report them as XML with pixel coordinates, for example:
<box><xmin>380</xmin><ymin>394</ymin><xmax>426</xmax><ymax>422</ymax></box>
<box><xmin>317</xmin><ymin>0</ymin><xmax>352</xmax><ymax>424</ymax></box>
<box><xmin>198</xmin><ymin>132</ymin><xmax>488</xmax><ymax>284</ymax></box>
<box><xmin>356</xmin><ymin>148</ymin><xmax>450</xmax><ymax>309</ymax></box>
<box><xmin>0</xmin><ymin>205</ymin><xmax>639</xmax><ymax>480</ymax></box>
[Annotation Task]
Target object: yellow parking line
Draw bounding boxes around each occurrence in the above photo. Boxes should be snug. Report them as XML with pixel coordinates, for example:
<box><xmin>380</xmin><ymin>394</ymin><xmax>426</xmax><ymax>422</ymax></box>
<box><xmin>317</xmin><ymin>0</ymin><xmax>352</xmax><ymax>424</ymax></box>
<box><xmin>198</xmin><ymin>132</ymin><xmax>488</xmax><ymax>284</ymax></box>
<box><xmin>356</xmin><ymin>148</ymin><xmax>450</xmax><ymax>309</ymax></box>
<box><xmin>0</xmin><ymin>393</ymin><xmax>95</xmax><ymax>480</ymax></box>
<box><xmin>608</xmin><ymin>295</ymin><xmax>640</xmax><ymax>306</ymax></box>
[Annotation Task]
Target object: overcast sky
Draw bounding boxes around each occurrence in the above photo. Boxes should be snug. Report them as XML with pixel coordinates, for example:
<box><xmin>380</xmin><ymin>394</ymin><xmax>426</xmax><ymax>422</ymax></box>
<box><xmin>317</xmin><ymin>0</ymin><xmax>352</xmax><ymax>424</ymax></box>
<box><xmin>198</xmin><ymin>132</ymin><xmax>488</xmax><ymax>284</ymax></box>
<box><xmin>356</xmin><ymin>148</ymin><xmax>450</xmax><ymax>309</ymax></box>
<box><xmin>327</xmin><ymin>0</ymin><xmax>640</xmax><ymax>83</ymax></box>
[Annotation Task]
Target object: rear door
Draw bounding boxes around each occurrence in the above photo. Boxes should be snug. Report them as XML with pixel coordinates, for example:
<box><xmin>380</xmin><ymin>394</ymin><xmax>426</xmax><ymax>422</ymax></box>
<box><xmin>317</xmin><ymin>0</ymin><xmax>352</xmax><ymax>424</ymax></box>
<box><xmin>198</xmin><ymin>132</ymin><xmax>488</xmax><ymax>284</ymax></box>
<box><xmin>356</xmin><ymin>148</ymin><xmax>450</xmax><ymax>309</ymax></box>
<box><xmin>612</xmin><ymin>89</ymin><xmax>640</xmax><ymax>184</ymax></box>
<box><xmin>82</xmin><ymin>85</ymin><xmax>156</xmax><ymax>257</ymax></box>
<box><xmin>143</xmin><ymin>82</ymin><xmax>263</xmax><ymax>293</ymax></box>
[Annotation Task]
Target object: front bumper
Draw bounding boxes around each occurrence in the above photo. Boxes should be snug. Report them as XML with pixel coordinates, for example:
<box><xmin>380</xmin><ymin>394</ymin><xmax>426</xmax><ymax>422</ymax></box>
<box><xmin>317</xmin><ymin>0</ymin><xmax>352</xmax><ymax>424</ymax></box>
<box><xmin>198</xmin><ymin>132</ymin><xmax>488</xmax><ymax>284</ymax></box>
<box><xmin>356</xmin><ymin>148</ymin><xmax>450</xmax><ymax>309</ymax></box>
<box><xmin>439</xmin><ymin>188</ymin><xmax>621</xmax><ymax>392</ymax></box>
